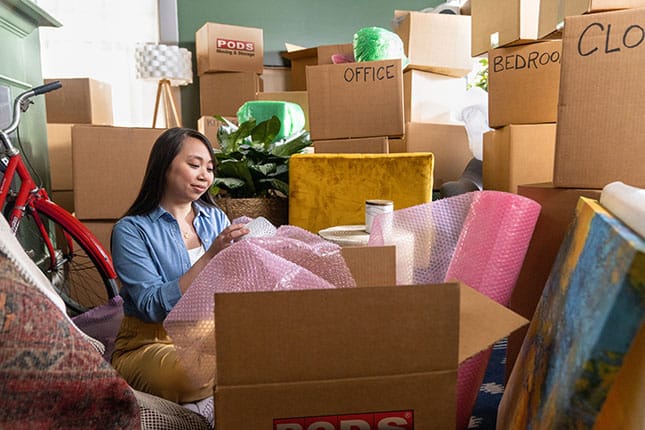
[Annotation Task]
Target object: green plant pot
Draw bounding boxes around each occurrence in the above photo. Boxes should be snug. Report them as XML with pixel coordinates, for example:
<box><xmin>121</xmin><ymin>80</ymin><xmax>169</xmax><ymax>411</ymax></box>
<box><xmin>216</xmin><ymin>197</ymin><xmax>288</xmax><ymax>227</ymax></box>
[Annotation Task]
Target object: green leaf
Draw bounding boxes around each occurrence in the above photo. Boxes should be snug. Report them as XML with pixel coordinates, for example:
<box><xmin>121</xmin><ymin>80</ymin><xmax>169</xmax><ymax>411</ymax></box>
<box><xmin>261</xmin><ymin>178</ymin><xmax>289</xmax><ymax>196</ymax></box>
<box><xmin>226</xmin><ymin>119</ymin><xmax>256</xmax><ymax>150</ymax></box>
<box><xmin>212</xmin><ymin>177</ymin><xmax>246</xmax><ymax>189</ymax></box>
<box><xmin>252</xmin><ymin>162</ymin><xmax>277</xmax><ymax>177</ymax></box>
<box><xmin>212</xmin><ymin>115</ymin><xmax>311</xmax><ymax>198</ymax></box>
<box><xmin>217</xmin><ymin>159</ymin><xmax>255</xmax><ymax>193</ymax></box>
<box><xmin>273</xmin><ymin>130</ymin><xmax>312</xmax><ymax>157</ymax></box>
<box><xmin>251</xmin><ymin>116</ymin><xmax>281</xmax><ymax>146</ymax></box>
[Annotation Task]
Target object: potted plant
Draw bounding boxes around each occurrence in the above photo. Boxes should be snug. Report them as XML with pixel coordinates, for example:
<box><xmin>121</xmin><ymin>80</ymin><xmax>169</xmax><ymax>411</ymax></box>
<box><xmin>210</xmin><ymin>115</ymin><xmax>312</xmax><ymax>226</ymax></box>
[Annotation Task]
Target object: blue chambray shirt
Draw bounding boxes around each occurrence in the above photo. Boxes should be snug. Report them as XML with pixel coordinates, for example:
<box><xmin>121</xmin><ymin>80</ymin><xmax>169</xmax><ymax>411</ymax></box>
<box><xmin>111</xmin><ymin>202</ymin><xmax>230</xmax><ymax>323</ymax></box>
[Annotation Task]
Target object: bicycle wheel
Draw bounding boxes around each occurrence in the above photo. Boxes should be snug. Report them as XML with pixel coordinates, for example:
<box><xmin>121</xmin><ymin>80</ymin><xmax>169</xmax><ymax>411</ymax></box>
<box><xmin>15</xmin><ymin>209</ymin><xmax>119</xmax><ymax>316</ymax></box>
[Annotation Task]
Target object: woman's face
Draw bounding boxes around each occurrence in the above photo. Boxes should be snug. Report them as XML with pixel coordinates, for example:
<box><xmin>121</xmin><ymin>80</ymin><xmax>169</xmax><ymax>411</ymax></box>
<box><xmin>164</xmin><ymin>136</ymin><xmax>214</xmax><ymax>204</ymax></box>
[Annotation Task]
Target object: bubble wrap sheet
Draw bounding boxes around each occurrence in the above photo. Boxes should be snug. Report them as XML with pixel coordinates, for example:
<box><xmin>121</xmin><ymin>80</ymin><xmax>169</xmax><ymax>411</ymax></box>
<box><xmin>369</xmin><ymin>191</ymin><xmax>540</xmax><ymax>429</ymax></box>
<box><xmin>163</xmin><ymin>226</ymin><xmax>356</xmax><ymax>387</ymax></box>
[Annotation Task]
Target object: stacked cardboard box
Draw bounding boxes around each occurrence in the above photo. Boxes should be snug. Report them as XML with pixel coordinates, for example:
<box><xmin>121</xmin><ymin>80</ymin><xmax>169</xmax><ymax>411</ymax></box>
<box><xmin>44</xmin><ymin>77</ymin><xmax>113</xmax><ymax>215</ymax></box>
<box><xmin>395</xmin><ymin>10</ymin><xmax>478</xmax><ymax>189</ymax></box>
<box><xmin>71</xmin><ymin>125</ymin><xmax>164</xmax><ymax>253</ymax></box>
<box><xmin>552</xmin><ymin>7</ymin><xmax>645</xmax><ymax>189</ymax></box>
<box><xmin>281</xmin><ymin>43</ymin><xmax>354</xmax><ymax>91</ymax></box>
<box><xmin>196</xmin><ymin>22</ymin><xmax>263</xmax><ymax>122</ymax></box>
<box><xmin>306</xmin><ymin>58</ymin><xmax>405</xmax><ymax>153</ymax></box>
<box><xmin>278</xmin><ymin>44</ymin><xmax>354</xmax><ymax>141</ymax></box>
<box><xmin>43</xmin><ymin>79</ymin><xmax>162</xmax><ymax>298</ymax></box>
<box><xmin>304</xmin><ymin>12</ymin><xmax>477</xmax><ymax>180</ymax></box>
<box><xmin>472</xmin><ymin>1</ymin><xmax>563</xmax><ymax>382</ymax></box>
<box><xmin>477</xmin><ymin>3</ymin><xmax>645</xmax><ymax>383</ymax></box>
<box><xmin>481</xmin><ymin>39</ymin><xmax>560</xmax><ymax>194</ymax></box>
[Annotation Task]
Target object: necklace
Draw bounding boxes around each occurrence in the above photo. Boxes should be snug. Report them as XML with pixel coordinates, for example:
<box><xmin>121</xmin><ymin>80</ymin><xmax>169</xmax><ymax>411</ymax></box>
<box><xmin>183</xmin><ymin>231</ymin><xmax>192</xmax><ymax>239</ymax></box>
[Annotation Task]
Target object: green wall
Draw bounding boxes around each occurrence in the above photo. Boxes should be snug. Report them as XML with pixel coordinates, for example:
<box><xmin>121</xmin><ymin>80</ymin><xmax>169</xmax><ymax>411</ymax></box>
<box><xmin>177</xmin><ymin>0</ymin><xmax>444</xmax><ymax>129</ymax></box>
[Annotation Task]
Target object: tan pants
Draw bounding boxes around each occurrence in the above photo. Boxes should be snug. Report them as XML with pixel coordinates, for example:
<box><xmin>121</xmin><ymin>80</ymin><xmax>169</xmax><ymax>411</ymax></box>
<box><xmin>111</xmin><ymin>315</ymin><xmax>212</xmax><ymax>403</ymax></box>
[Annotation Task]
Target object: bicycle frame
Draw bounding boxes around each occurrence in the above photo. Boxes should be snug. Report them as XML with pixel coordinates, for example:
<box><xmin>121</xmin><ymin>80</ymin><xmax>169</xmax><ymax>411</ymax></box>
<box><xmin>0</xmin><ymin>140</ymin><xmax>117</xmax><ymax>279</ymax></box>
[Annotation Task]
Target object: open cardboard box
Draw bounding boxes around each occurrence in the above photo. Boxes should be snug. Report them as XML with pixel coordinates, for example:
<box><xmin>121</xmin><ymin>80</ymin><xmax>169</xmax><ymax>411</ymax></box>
<box><xmin>213</xmin><ymin>246</ymin><xmax>528</xmax><ymax>429</ymax></box>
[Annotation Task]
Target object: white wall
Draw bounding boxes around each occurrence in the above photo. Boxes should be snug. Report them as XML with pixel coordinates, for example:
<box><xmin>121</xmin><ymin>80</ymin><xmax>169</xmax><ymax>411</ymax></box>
<box><xmin>35</xmin><ymin>0</ymin><xmax>162</xmax><ymax>127</ymax></box>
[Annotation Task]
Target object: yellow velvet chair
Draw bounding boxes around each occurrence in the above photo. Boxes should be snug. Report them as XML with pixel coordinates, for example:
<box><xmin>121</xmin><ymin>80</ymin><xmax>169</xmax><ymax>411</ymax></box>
<box><xmin>288</xmin><ymin>153</ymin><xmax>434</xmax><ymax>233</ymax></box>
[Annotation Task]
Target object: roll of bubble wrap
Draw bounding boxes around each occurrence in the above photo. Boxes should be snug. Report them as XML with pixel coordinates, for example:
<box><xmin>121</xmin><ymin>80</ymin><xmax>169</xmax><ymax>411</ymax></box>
<box><xmin>369</xmin><ymin>190</ymin><xmax>541</xmax><ymax>429</ymax></box>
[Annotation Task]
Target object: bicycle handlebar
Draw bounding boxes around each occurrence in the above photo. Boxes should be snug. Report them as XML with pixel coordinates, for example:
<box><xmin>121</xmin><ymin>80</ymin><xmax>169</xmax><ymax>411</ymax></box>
<box><xmin>0</xmin><ymin>80</ymin><xmax>62</xmax><ymax>141</ymax></box>
<box><xmin>32</xmin><ymin>80</ymin><xmax>62</xmax><ymax>96</ymax></box>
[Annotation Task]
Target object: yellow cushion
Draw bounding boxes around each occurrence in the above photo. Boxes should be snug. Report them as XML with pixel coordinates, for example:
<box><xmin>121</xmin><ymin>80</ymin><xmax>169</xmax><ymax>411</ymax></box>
<box><xmin>289</xmin><ymin>153</ymin><xmax>434</xmax><ymax>233</ymax></box>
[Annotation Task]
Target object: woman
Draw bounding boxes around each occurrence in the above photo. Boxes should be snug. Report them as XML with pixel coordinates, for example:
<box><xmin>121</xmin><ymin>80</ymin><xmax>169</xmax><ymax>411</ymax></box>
<box><xmin>110</xmin><ymin>127</ymin><xmax>248</xmax><ymax>404</ymax></box>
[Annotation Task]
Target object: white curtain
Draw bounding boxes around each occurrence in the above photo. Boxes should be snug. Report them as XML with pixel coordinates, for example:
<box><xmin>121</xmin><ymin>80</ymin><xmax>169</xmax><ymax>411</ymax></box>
<box><xmin>35</xmin><ymin>0</ymin><xmax>160</xmax><ymax>127</ymax></box>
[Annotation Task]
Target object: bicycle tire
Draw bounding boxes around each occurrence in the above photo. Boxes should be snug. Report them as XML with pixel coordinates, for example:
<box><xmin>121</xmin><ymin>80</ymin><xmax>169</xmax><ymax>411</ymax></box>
<box><xmin>15</xmin><ymin>208</ymin><xmax>119</xmax><ymax>316</ymax></box>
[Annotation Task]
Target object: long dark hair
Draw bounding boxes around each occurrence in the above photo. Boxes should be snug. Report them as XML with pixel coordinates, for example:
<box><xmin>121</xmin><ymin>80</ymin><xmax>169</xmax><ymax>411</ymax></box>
<box><xmin>124</xmin><ymin>127</ymin><xmax>218</xmax><ymax>217</ymax></box>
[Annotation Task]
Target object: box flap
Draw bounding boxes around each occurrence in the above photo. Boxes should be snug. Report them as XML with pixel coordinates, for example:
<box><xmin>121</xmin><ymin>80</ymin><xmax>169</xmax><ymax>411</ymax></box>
<box><xmin>458</xmin><ymin>283</ymin><xmax>528</xmax><ymax>363</ymax></box>
<box><xmin>282</xmin><ymin>43</ymin><xmax>353</xmax><ymax>62</ymax></box>
<box><xmin>285</xmin><ymin>42</ymin><xmax>305</xmax><ymax>52</ymax></box>
<box><xmin>215</xmin><ymin>283</ymin><xmax>459</xmax><ymax>386</ymax></box>
<box><xmin>341</xmin><ymin>245</ymin><xmax>396</xmax><ymax>287</ymax></box>
<box><xmin>282</xmin><ymin>46</ymin><xmax>318</xmax><ymax>60</ymax></box>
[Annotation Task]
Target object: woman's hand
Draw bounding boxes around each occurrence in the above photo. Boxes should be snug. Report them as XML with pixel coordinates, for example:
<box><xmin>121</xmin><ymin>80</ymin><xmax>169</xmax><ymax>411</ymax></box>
<box><xmin>207</xmin><ymin>223</ymin><xmax>249</xmax><ymax>256</ymax></box>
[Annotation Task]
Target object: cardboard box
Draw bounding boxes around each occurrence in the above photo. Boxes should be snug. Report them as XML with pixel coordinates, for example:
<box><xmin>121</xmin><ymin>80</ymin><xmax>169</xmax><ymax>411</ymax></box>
<box><xmin>403</xmin><ymin>69</ymin><xmax>474</xmax><ymax>125</ymax></box>
<box><xmin>197</xmin><ymin>116</ymin><xmax>235</xmax><ymax>149</ymax></box>
<box><xmin>213</xmin><ymin>276</ymin><xmax>527</xmax><ymax>429</ymax></box>
<box><xmin>538</xmin><ymin>0</ymin><xmax>645</xmax><ymax>38</ymax></box>
<box><xmin>405</xmin><ymin>122</ymin><xmax>474</xmax><ymax>188</ymax></box>
<box><xmin>44</xmin><ymin>78</ymin><xmax>113</xmax><ymax>125</ymax></box>
<box><xmin>51</xmin><ymin>190</ymin><xmax>74</xmax><ymax>214</ymax></box>
<box><xmin>340</xmin><ymin>246</ymin><xmax>396</xmax><ymax>287</ymax></box>
<box><xmin>199</xmin><ymin>72</ymin><xmax>260</xmax><ymax>117</ymax></box>
<box><xmin>46</xmin><ymin>124</ymin><xmax>74</xmax><ymax>190</ymax></box>
<box><xmin>488</xmin><ymin>40</ymin><xmax>561</xmax><ymax>127</ymax></box>
<box><xmin>281</xmin><ymin>43</ymin><xmax>354</xmax><ymax>90</ymax></box>
<box><xmin>306</xmin><ymin>59</ymin><xmax>404</xmax><ymax>140</ymax></box>
<box><xmin>483</xmin><ymin>124</ymin><xmax>556</xmax><ymax>193</ymax></box>
<box><xmin>471</xmin><ymin>0</ymin><xmax>540</xmax><ymax>57</ymax></box>
<box><xmin>394</xmin><ymin>10</ymin><xmax>474</xmax><ymax>77</ymax></box>
<box><xmin>553</xmin><ymin>8</ymin><xmax>645</xmax><ymax>189</ymax></box>
<box><xmin>72</xmin><ymin>125</ymin><xmax>163</xmax><ymax>219</ymax></box>
<box><xmin>256</xmin><ymin>91</ymin><xmax>309</xmax><ymax>131</ymax></box>
<box><xmin>388</xmin><ymin>138</ymin><xmax>406</xmax><ymax>153</ymax></box>
<box><xmin>260</xmin><ymin>67</ymin><xmax>291</xmax><ymax>92</ymax></box>
<box><xmin>82</xmin><ymin>220</ymin><xmax>117</xmax><ymax>253</ymax></box>
<box><xmin>195</xmin><ymin>22</ymin><xmax>263</xmax><ymax>75</ymax></box>
<box><xmin>314</xmin><ymin>136</ymin><xmax>390</xmax><ymax>154</ymax></box>
<box><xmin>506</xmin><ymin>183</ymin><xmax>601</xmax><ymax>382</ymax></box>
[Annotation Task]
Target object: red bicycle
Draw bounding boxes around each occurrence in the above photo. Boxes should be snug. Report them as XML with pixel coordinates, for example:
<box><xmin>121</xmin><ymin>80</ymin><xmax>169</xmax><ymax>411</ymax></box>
<box><xmin>0</xmin><ymin>81</ymin><xmax>118</xmax><ymax>315</ymax></box>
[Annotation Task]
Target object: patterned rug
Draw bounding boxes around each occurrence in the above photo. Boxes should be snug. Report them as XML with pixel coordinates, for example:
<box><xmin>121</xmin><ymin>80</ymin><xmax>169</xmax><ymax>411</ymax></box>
<box><xmin>468</xmin><ymin>338</ymin><xmax>507</xmax><ymax>429</ymax></box>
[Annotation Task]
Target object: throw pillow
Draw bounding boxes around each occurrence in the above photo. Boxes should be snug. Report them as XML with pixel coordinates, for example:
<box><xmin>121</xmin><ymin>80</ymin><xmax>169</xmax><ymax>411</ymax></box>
<box><xmin>0</xmin><ymin>250</ymin><xmax>140</xmax><ymax>428</ymax></box>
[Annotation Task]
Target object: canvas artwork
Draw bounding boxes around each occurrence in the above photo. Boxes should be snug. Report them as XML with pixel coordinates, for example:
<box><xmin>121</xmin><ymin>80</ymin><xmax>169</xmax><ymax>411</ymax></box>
<box><xmin>498</xmin><ymin>198</ymin><xmax>645</xmax><ymax>429</ymax></box>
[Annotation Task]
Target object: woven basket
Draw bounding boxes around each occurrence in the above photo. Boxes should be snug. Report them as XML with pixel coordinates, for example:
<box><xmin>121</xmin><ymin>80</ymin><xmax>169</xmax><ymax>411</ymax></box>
<box><xmin>216</xmin><ymin>197</ymin><xmax>289</xmax><ymax>227</ymax></box>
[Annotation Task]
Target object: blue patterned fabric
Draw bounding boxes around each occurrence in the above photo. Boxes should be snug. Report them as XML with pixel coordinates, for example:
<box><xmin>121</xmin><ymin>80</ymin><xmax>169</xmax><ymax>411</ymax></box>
<box><xmin>469</xmin><ymin>339</ymin><xmax>507</xmax><ymax>429</ymax></box>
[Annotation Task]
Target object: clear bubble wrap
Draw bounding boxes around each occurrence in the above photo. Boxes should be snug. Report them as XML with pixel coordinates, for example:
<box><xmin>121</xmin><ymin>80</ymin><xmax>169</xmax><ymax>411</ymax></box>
<box><xmin>163</xmin><ymin>225</ymin><xmax>356</xmax><ymax>386</ymax></box>
<box><xmin>368</xmin><ymin>190</ymin><xmax>541</xmax><ymax>429</ymax></box>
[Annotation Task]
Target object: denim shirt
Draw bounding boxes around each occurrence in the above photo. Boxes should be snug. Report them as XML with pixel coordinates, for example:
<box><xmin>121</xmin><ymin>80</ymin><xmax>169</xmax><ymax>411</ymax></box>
<box><xmin>111</xmin><ymin>202</ymin><xmax>230</xmax><ymax>323</ymax></box>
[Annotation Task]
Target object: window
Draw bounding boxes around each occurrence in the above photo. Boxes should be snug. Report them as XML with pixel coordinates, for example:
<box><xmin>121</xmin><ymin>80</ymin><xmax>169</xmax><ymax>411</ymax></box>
<box><xmin>35</xmin><ymin>0</ymin><xmax>160</xmax><ymax>127</ymax></box>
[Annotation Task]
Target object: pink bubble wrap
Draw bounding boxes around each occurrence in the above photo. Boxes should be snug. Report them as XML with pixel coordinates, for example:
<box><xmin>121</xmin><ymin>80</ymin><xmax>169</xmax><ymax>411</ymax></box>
<box><xmin>163</xmin><ymin>225</ymin><xmax>356</xmax><ymax>386</ymax></box>
<box><xmin>369</xmin><ymin>191</ymin><xmax>540</xmax><ymax>429</ymax></box>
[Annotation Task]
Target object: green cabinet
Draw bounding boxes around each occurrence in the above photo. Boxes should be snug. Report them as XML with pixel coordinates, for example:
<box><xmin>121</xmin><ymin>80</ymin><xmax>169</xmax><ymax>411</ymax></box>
<box><xmin>0</xmin><ymin>0</ymin><xmax>60</xmax><ymax>190</ymax></box>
